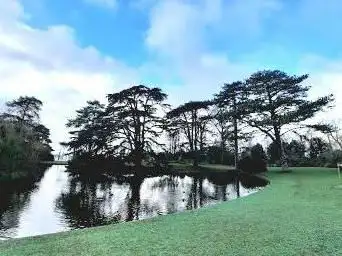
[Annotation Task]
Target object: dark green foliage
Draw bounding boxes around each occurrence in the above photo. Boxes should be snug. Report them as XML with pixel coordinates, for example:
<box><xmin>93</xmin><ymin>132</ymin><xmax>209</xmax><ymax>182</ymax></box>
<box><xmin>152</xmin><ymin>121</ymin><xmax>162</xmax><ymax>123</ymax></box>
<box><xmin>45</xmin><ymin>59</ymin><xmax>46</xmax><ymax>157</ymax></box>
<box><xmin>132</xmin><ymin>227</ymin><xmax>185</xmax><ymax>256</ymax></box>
<box><xmin>286</xmin><ymin>140</ymin><xmax>306</xmax><ymax>164</ymax></box>
<box><xmin>215</xmin><ymin>82</ymin><xmax>249</xmax><ymax>167</ymax></box>
<box><xmin>250</xmin><ymin>144</ymin><xmax>268</xmax><ymax>172</ymax></box>
<box><xmin>238</xmin><ymin>144</ymin><xmax>267</xmax><ymax>174</ymax></box>
<box><xmin>107</xmin><ymin>85</ymin><xmax>168</xmax><ymax>167</ymax></box>
<box><xmin>33</xmin><ymin>123</ymin><xmax>52</xmax><ymax>145</ymax></box>
<box><xmin>62</xmin><ymin>71</ymin><xmax>337</xmax><ymax>173</ymax></box>
<box><xmin>239</xmin><ymin>172</ymin><xmax>270</xmax><ymax>189</ymax></box>
<box><xmin>211</xmin><ymin>108</ymin><xmax>231</xmax><ymax>148</ymax></box>
<box><xmin>0</xmin><ymin>96</ymin><xmax>53</xmax><ymax>180</ymax></box>
<box><xmin>245</xmin><ymin>70</ymin><xmax>334</xmax><ymax>168</ymax></box>
<box><xmin>64</xmin><ymin>85</ymin><xmax>169</xmax><ymax>171</ymax></box>
<box><xmin>3</xmin><ymin>96</ymin><xmax>43</xmax><ymax>124</ymax></box>
<box><xmin>167</xmin><ymin>101</ymin><xmax>212</xmax><ymax>167</ymax></box>
<box><xmin>306</xmin><ymin>124</ymin><xmax>334</xmax><ymax>133</ymax></box>
<box><xmin>63</xmin><ymin>100</ymin><xmax>108</xmax><ymax>156</ymax></box>
<box><xmin>268</xmin><ymin>139</ymin><xmax>307</xmax><ymax>166</ymax></box>
<box><xmin>267</xmin><ymin>141</ymin><xmax>280</xmax><ymax>165</ymax></box>
<box><xmin>319</xmin><ymin>149</ymin><xmax>342</xmax><ymax>168</ymax></box>
<box><xmin>167</xmin><ymin>101</ymin><xmax>211</xmax><ymax>119</ymax></box>
<box><xmin>205</xmin><ymin>146</ymin><xmax>235</xmax><ymax>165</ymax></box>
<box><xmin>309</xmin><ymin>137</ymin><xmax>329</xmax><ymax>163</ymax></box>
<box><xmin>267</xmin><ymin>138</ymin><xmax>341</xmax><ymax>168</ymax></box>
<box><xmin>66</xmin><ymin>153</ymin><xmax>126</xmax><ymax>177</ymax></box>
<box><xmin>166</xmin><ymin>121</ymin><xmax>181</xmax><ymax>155</ymax></box>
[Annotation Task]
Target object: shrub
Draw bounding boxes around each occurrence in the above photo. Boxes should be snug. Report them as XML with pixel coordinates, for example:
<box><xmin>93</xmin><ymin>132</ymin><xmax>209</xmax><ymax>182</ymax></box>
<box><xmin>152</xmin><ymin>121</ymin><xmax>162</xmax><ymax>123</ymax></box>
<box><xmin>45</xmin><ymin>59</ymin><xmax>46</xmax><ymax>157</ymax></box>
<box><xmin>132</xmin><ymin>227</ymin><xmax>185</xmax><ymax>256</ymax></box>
<box><xmin>319</xmin><ymin>150</ymin><xmax>342</xmax><ymax>168</ymax></box>
<box><xmin>238</xmin><ymin>144</ymin><xmax>267</xmax><ymax>174</ymax></box>
<box><xmin>0</xmin><ymin>121</ymin><xmax>52</xmax><ymax>180</ymax></box>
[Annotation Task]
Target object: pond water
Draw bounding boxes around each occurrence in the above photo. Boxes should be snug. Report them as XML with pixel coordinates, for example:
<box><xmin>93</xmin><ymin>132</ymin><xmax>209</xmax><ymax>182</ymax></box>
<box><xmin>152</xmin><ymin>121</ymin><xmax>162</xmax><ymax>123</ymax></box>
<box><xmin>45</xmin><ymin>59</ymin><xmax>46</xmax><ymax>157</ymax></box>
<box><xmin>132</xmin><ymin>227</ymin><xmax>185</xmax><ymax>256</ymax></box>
<box><xmin>0</xmin><ymin>166</ymin><xmax>267</xmax><ymax>239</ymax></box>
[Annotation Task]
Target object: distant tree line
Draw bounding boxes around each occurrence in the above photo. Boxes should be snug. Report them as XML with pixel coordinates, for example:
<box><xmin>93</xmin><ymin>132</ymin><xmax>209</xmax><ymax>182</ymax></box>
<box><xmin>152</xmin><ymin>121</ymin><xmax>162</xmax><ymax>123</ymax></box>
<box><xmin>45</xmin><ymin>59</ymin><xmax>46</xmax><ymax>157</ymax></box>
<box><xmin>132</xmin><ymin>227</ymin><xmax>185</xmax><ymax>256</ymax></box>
<box><xmin>62</xmin><ymin>70</ymin><xmax>335</xmax><ymax>174</ymax></box>
<box><xmin>0</xmin><ymin>96</ymin><xmax>54</xmax><ymax>180</ymax></box>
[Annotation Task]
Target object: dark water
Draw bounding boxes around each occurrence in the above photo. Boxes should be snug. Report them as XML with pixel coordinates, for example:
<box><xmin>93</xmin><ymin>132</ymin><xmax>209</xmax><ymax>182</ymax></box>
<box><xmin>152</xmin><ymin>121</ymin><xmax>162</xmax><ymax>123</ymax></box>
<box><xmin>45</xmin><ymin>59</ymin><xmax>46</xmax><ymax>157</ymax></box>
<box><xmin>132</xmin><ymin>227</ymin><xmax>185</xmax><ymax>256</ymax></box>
<box><xmin>0</xmin><ymin>166</ymin><xmax>267</xmax><ymax>239</ymax></box>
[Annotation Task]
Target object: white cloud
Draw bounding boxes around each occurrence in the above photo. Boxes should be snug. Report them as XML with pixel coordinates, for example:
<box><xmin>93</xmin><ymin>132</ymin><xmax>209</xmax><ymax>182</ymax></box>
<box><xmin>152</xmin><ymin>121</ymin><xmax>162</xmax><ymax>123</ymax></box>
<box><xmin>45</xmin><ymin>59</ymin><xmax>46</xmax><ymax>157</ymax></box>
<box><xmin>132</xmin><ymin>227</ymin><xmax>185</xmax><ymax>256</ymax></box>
<box><xmin>0</xmin><ymin>0</ymin><xmax>138</xmax><ymax>152</ymax></box>
<box><xmin>296</xmin><ymin>55</ymin><xmax>342</xmax><ymax>123</ymax></box>
<box><xmin>145</xmin><ymin>0</ymin><xmax>342</xmax><ymax>129</ymax></box>
<box><xmin>0</xmin><ymin>0</ymin><xmax>26</xmax><ymax>22</ymax></box>
<box><xmin>146</xmin><ymin>0</ymin><xmax>204</xmax><ymax>60</ymax></box>
<box><xmin>145</xmin><ymin>0</ymin><xmax>281</xmax><ymax>104</ymax></box>
<box><xmin>302</xmin><ymin>70</ymin><xmax>342</xmax><ymax>124</ymax></box>
<box><xmin>209</xmin><ymin>0</ymin><xmax>282</xmax><ymax>38</ymax></box>
<box><xmin>145</xmin><ymin>0</ymin><xmax>228</xmax><ymax>103</ymax></box>
<box><xmin>83</xmin><ymin>0</ymin><xmax>117</xmax><ymax>9</ymax></box>
<box><xmin>146</xmin><ymin>0</ymin><xmax>282</xmax><ymax>58</ymax></box>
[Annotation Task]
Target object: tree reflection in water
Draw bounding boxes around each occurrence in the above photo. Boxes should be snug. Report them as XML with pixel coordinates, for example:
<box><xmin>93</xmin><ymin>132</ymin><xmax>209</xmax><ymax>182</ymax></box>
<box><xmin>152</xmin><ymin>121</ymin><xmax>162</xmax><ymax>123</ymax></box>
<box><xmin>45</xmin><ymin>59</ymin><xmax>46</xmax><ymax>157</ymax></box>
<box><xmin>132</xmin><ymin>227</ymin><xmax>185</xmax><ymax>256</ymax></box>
<box><xmin>0</xmin><ymin>179</ymin><xmax>42</xmax><ymax>237</ymax></box>
<box><xmin>126</xmin><ymin>176</ymin><xmax>143</xmax><ymax>221</ymax></box>
<box><xmin>0</xmin><ymin>167</ymin><xmax>268</xmax><ymax>239</ymax></box>
<box><xmin>56</xmin><ymin>177</ymin><xmax>126</xmax><ymax>228</ymax></box>
<box><xmin>55</xmin><ymin>171</ymin><xmax>268</xmax><ymax>230</ymax></box>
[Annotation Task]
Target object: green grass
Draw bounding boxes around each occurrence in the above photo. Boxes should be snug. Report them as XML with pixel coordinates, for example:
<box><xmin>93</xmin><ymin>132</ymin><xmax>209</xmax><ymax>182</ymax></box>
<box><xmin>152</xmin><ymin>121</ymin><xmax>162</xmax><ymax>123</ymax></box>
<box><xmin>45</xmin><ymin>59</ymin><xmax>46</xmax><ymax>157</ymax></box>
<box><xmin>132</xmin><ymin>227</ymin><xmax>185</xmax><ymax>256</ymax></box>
<box><xmin>168</xmin><ymin>162</ymin><xmax>235</xmax><ymax>173</ymax></box>
<box><xmin>1</xmin><ymin>167</ymin><xmax>342</xmax><ymax>255</ymax></box>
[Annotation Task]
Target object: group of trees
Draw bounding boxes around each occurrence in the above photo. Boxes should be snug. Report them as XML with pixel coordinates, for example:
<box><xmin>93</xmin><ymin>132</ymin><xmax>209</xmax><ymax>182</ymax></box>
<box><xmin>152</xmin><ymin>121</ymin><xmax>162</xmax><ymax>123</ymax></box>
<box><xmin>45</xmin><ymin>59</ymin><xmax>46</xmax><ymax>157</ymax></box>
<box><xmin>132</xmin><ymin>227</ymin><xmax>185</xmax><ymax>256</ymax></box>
<box><xmin>62</xmin><ymin>86</ymin><xmax>169</xmax><ymax>173</ymax></box>
<box><xmin>63</xmin><ymin>70</ymin><xmax>335</xmax><ymax>173</ymax></box>
<box><xmin>0</xmin><ymin>96</ymin><xmax>53</xmax><ymax>180</ymax></box>
<box><xmin>267</xmin><ymin>135</ymin><xmax>342</xmax><ymax>168</ymax></box>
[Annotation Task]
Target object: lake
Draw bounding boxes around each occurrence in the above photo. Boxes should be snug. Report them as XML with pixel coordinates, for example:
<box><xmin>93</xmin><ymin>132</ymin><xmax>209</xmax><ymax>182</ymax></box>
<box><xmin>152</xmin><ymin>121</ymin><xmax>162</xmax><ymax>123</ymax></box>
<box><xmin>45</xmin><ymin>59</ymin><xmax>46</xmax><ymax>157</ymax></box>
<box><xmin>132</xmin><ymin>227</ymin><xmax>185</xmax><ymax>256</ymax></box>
<box><xmin>0</xmin><ymin>166</ymin><xmax>267</xmax><ymax>239</ymax></box>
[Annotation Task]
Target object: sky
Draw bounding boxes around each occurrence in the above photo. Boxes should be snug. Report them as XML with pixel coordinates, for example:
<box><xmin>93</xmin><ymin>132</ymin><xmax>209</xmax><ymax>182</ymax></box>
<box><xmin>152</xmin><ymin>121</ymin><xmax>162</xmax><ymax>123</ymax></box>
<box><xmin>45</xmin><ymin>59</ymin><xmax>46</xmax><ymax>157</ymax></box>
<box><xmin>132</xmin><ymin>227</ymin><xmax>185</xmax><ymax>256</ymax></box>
<box><xmin>0</xmin><ymin>0</ymin><xmax>342</xmax><ymax>152</ymax></box>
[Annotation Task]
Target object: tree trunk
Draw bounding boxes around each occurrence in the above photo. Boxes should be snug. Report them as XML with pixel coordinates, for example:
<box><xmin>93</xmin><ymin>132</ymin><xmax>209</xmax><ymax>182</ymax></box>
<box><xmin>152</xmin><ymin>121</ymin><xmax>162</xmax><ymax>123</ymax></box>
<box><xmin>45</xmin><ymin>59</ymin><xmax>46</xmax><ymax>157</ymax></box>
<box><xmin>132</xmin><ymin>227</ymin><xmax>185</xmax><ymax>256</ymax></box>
<box><xmin>235</xmin><ymin>175</ymin><xmax>240</xmax><ymax>198</ymax></box>
<box><xmin>198</xmin><ymin>177</ymin><xmax>203</xmax><ymax>207</ymax></box>
<box><xmin>274</xmin><ymin>129</ymin><xmax>288</xmax><ymax>170</ymax></box>
<box><xmin>233</xmin><ymin>117</ymin><xmax>239</xmax><ymax>168</ymax></box>
<box><xmin>193</xmin><ymin>151</ymin><xmax>199</xmax><ymax>167</ymax></box>
<box><xmin>127</xmin><ymin>176</ymin><xmax>142</xmax><ymax>221</ymax></box>
<box><xmin>220</xmin><ymin>142</ymin><xmax>225</xmax><ymax>164</ymax></box>
<box><xmin>134</xmin><ymin>150</ymin><xmax>143</xmax><ymax>169</ymax></box>
<box><xmin>233</xmin><ymin>93</ymin><xmax>239</xmax><ymax>169</ymax></box>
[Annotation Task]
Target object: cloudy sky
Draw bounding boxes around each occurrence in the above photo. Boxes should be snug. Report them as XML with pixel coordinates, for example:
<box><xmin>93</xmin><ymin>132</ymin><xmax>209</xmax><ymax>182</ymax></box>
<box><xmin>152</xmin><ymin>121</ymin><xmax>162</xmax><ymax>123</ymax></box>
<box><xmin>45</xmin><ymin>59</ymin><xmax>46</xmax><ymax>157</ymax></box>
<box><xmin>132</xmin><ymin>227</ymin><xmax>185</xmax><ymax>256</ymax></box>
<box><xmin>0</xmin><ymin>0</ymin><xmax>342</xmax><ymax>152</ymax></box>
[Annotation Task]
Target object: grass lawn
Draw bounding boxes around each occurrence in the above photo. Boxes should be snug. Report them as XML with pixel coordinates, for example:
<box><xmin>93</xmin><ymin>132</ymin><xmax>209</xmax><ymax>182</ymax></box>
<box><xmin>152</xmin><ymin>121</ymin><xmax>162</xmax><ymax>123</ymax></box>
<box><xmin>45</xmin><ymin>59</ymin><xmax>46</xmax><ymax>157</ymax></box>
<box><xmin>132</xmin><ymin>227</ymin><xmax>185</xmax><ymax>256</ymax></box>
<box><xmin>168</xmin><ymin>162</ymin><xmax>235</xmax><ymax>173</ymax></box>
<box><xmin>1</xmin><ymin>167</ymin><xmax>342</xmax><ymax>255</ymax></box>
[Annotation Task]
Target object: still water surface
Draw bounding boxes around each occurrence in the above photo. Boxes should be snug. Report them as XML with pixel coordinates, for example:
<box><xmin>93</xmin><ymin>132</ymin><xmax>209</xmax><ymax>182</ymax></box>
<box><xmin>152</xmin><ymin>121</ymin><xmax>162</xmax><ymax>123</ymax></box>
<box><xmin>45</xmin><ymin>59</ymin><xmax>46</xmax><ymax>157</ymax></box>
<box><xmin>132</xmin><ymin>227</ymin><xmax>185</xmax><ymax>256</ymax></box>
<box><xmin>0</xmin><ymin>166</ymin><xmax>266</xmax><ymax>239</ymax></box>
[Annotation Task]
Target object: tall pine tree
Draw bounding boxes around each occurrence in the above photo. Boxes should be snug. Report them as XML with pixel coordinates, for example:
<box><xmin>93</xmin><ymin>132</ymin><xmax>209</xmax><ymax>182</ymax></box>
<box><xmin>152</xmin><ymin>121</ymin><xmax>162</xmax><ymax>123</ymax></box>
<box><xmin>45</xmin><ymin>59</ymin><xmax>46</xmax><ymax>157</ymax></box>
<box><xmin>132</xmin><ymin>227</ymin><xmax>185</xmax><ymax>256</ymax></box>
<box><xmin>215</xmin><ymin>82</ymin><xmax>250</xmax><ymax>168</ymax></box>
<box><xmin>245</xmin><ymin>70</ymin><xmax>333</xmax><ymax>169</ymax></box>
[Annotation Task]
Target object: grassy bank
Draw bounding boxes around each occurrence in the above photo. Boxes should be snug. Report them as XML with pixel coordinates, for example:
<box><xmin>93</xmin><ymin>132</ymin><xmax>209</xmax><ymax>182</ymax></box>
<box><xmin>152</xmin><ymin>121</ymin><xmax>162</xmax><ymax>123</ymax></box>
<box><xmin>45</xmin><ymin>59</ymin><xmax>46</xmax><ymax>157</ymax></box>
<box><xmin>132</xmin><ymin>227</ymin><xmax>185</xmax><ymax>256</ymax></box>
<box><xmin>1</xmin><ymin>167</ymin><xmax>342</xmax><ymax>255</ymax></box>
<box><xmin>168</xmin><ymin>162</ymin><xmax>236</xmax><ymax>173</ymax></box>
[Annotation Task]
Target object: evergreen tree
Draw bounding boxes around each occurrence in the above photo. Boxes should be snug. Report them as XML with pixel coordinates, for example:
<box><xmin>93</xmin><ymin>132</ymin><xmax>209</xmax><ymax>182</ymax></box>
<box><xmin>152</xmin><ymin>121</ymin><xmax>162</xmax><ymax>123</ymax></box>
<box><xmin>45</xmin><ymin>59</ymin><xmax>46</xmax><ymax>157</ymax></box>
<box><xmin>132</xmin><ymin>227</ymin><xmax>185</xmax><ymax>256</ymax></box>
<box><xmin>245</xmin><ymin>70</ymin><xmax>333</xmax><ymax>169</ymax></box>
<box><xmin>167</xmin><ymin>101</ymin><xmax>212</xmax><ymax>167</ymax></box>
<box><xmin>215</xmin><ymin>82</ymin><xmax>249</xmax><ymax>167</ymax></box>
<box><xmin>107</xmin><ymin>85</ymin><xmax>168</xmax><ymax>167</ymax></box>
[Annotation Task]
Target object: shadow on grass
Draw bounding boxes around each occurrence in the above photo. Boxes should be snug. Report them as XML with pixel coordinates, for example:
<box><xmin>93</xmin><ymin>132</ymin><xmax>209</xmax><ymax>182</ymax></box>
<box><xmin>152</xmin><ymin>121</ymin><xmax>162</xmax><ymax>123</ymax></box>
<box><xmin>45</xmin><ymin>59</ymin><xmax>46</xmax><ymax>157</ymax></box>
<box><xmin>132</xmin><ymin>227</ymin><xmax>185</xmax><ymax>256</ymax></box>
<box><xmin>276</xmin><ymin>170</ymin><xmax>293</xmax><ymax>174</ymax></box>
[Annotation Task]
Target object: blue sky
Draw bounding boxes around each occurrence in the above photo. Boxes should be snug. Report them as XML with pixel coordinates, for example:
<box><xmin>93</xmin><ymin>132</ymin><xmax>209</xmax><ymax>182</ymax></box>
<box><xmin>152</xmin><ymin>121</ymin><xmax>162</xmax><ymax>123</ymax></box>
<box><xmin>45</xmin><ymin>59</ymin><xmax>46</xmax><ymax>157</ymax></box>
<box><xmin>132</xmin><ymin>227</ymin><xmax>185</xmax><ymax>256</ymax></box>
<box><xmin>0</xmin><ymin>0</ymin><xmax>342</xmax><ymax>149</ymax></box>
<box><xmin>20</xmin><ymin>0</ymin><xmax>342</xmax><ymax>66</ymax></box>
<box><xmin>21</xmin><ymin>0</ymin><xmax>149</xmax><ymax>65</ymax></box>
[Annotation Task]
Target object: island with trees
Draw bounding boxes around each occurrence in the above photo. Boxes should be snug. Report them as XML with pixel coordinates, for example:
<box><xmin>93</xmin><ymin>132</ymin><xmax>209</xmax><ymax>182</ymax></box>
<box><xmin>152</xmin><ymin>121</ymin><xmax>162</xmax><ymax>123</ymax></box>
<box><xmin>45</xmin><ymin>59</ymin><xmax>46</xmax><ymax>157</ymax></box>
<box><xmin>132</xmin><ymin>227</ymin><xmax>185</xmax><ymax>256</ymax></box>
<box><xmin>1</xmin><ymin>70</ymin><xmax>337</xmax><ymax>181</ymax></box>
<box><xmin>60</xmin><ymin>70</ymin><xmax>335</xmax><ymax>177</ymax></box>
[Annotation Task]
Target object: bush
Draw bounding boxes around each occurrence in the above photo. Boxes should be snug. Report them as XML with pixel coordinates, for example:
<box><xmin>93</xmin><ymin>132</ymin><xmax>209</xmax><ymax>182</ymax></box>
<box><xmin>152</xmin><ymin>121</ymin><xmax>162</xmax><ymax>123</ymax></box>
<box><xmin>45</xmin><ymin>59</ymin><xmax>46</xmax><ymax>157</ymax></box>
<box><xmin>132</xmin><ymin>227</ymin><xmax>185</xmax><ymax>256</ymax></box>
<box><xmin>66</xmin><ymin>153</ymin><xmax>127</xmax><ymax>177</ymax></box>
<box><xmin>238</xmin><ymin>144</ymin><xmax>267</xmax><ymax>174</ymax></box>
<box><xmin>205</xmin><ymin>146</ymin><xmax>235</xmax><ymax>165</ymax></box>
<box><xmin>0</xmin><ymin>121</ymin><xmax>52</xmax><ymax>180</ymax></box>
<box><xmin>319</xmin><ymin>150</ymin><xmax>342</xmax><ymax>168</ymax></box>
